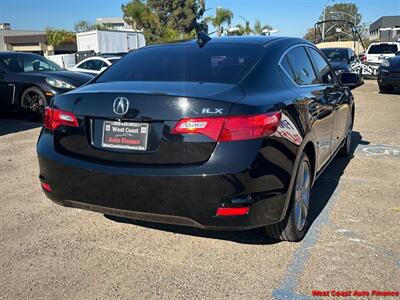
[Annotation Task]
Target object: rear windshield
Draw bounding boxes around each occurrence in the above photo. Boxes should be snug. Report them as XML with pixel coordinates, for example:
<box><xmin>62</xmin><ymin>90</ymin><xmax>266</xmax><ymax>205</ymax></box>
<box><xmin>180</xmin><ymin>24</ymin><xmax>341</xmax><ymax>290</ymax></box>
<box><xmin>368</xmin><ymin>44</ymin><xmax>398</xmax><ymax>54</ymax></box>
<box><xmin>321</xmin><ymin>48</ymin><xmax>348</xmax><ymax>61</ymax></box>
<box><xmin>96</xmin><ymin>44</ymin><xmax>262</xmax><ymax>84</ymax></box>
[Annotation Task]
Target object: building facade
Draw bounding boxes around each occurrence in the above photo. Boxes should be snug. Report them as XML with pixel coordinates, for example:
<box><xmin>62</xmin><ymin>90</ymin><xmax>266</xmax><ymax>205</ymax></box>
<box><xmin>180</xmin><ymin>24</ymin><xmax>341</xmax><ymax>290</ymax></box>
<box><xmin>96</xmin><ymin>18</ymin><xmax>133</xmax><ymax>30</ymax></box>
<box><xmin>369</xmin><ymin>16</ymin><xmax>400</xmax><ymax>42</ymax></box>
<box><xmin>0</xmin><ymin>23</ymin><xmax>76</xmax><ymax>55</ymax></box>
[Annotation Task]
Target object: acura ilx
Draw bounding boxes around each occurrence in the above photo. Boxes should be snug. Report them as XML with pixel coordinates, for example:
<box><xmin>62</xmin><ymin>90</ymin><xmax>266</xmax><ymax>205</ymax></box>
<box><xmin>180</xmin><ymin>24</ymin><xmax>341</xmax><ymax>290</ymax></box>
<box><xmin>37</xmin><ymin>36</ymin><xmax>357</xmax><ymax>241</ymax></box>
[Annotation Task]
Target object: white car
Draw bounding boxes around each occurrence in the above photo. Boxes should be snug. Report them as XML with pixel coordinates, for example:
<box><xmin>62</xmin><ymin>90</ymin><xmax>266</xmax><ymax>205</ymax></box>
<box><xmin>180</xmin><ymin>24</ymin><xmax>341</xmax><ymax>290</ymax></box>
<box><xmin>363</xmin><ymin>42</ymin><xmax>400</xmax><ymax>64</ymax></box>
<box><xmin>68</xmin><ymin>56</ymin><xmax>120</xmax><ymax>75</ymax></box>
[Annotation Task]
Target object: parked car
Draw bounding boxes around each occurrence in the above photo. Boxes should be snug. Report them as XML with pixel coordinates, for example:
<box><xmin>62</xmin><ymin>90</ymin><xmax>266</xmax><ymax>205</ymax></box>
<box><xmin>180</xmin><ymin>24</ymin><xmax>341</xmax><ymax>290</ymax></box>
<box><xmin>364</xmin><ymin>42</ymin><xmax>400</xmax><ymax>64</ymax></box>
<box><xmin>361</xmin><ymin>42</ymin><xmax>400</xmax><ymax>76</ymax></box>
<box><xmin>320</xmin><ymin>47</ymin><xmax>363</xmax><ymax>87</ymax></box>
<box><xmin>37</xmin><ymin>36</ymin><xmax>358</xmax><ymax>242</ymax></box>
<box><xmin>68</xmin><ymin>56</ymin><xmax>120</xmax><ymax>75</ymax></box>
<box><xmin>0</xmin><ymin>52</ymin><xmax>93</xmax><ymax>115</ymax></box>
<box><xmin>378</xmin><ymin>53</ymin><xmax>400</xmax><ymax>93</ymax></box>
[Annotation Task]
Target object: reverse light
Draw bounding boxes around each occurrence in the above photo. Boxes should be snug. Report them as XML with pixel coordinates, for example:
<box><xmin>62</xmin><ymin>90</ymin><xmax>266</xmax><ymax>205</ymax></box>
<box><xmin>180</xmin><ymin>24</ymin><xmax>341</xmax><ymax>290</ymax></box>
<box><xmin>172</xmin><ymin>117</ymin><xmax>225</xmax><ymax>141</ymax></box>
<box><xmin>172</xmin><ymin>112</ymin><xmax>281</xmax><ymax>142</ymax></box>
<box><xmin>216</xmin><ymin>207</ymin><xmax>250</xmax><ymax>216</ymax></box>
<box><xmin>44</xmin><ymin>107</ymin><xmax>79</xmax><ymax>131</ymax></box>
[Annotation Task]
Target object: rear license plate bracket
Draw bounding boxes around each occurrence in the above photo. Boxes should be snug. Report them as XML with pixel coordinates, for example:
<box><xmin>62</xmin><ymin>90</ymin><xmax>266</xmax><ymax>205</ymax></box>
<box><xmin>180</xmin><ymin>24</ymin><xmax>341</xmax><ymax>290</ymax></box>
<box><xmin>101</xmin><ymin>120</ymin><xmax>149</xmax><ymax>151</ymax></box>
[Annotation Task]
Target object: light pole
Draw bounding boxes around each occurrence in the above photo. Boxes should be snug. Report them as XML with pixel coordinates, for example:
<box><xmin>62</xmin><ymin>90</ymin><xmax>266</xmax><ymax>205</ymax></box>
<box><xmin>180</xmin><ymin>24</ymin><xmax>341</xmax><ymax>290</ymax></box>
<box><xmin>322</xmin><ymin>0</ymin><xmax>335</xmax><ymax>41</ymax></box>
<box><xmin>239</xmin><ymin>16</ymin><xmax>250</xmax><ymax>35</ymax></box>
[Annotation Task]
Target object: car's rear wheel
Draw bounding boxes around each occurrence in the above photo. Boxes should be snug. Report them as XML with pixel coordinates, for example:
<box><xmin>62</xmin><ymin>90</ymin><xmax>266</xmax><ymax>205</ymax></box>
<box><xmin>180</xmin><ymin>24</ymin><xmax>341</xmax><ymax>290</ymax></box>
<box><xmin>265</xmin><ymin>153</ymin><xmax>311</xmax><ymax>242</ymax></box>
<box><xmin>21</xmin><ymin>86</ymin><xmax>47</xmax><ymax>116</ymax></box>
<box><xmin>339</xmin><ymin>114</ymin><xmax>353</xmax><ymax>157</ymax></box>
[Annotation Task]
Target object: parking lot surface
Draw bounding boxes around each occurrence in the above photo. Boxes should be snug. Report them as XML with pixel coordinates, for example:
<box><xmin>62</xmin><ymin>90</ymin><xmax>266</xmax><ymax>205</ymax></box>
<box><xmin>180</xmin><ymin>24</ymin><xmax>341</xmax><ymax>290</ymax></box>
<box><xmin>0</xmin><ymin>80</ymin><xmax>399</xmax><ymax>299</ymax></box>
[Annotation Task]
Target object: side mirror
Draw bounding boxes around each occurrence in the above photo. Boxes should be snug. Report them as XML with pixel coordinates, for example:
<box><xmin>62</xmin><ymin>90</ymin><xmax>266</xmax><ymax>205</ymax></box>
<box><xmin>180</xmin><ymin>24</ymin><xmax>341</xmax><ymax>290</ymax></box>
<box><xmin>395</xmin><ymin>51</ymin><xmax>400</xmax><ymax>56</ymax></box>
<box><xmin>339</xmin><ymin>73</ymin><xmax>359</xmax><ymax>88</ymax></box>
<box><xmin>99</xmin><ymin>66</ymin><xmax>108</xmax><ymax>73</ymax></box>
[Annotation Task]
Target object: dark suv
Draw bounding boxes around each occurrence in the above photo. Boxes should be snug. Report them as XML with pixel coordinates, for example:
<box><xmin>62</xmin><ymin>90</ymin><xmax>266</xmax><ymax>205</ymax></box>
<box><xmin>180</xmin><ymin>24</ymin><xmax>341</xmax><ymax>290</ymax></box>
<box><xmin>378</xmin><ymin>52</ymin><xmax>400</xmax><ymax>93</ymax></box>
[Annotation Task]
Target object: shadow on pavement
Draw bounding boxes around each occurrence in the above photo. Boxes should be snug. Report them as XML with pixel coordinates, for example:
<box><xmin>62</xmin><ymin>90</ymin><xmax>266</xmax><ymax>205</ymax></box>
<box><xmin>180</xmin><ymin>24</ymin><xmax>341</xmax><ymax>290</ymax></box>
<box><xmin>307</xmin><ymin>131</ymin><xmax>368</xmax><ymax>230</ymax></box>
<box><xmin>0</xmin><ymin>109</ymin><xmax>41</xmax><ymax>136</ymax></box>
<box><xmin>106</xmin><ymin>131</ymin><xmax>367</xmax><ymax>245</ymax></box>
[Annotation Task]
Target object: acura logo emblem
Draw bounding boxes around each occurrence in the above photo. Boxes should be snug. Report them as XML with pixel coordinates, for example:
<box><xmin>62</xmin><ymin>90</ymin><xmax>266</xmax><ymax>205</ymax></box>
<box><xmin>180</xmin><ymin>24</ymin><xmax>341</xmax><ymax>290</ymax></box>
<box><xmin>113</xmin><ymin>97</ymin><xmax>129</xmax><ymax>115</ymax></box>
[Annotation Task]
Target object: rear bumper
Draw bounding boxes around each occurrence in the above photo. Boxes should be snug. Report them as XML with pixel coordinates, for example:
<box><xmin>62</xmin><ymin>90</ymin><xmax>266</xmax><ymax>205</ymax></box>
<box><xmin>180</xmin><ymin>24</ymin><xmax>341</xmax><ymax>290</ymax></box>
<box><xmin>378</xmin><ymin>75</ymin><xmax>400</xmax><ymax>87</ymax></box>
<box><xmin>37</xmin><ymin>132</ymin><xmax>295</xmax><ymax>230</ymax></box>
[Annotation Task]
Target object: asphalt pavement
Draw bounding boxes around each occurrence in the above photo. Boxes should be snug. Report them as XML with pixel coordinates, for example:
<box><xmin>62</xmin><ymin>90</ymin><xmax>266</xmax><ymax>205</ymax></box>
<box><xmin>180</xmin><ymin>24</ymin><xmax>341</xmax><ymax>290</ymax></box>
<box><xmin>0</xmin><ymin>80</ymin><xmax>399</xmax><ymax>299</ymax></box>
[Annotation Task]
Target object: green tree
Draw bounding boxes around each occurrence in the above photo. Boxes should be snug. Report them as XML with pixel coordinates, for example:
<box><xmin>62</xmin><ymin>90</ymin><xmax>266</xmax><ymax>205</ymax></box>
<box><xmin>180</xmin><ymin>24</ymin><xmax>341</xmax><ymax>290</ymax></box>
<box><xmin>253</xmin><ymin>19</ymin><xmax>272</xmax><ymax>35</ymax></box>
<box><xmin>205</xmin><ymin>7</ymin><xmax>233</xmax><ymax>36</ymax></box>
<box><xmin>74</xmin><ymin>20</ymin><xmax>92</xmax><ymax>33</ymax></box>
<box><xmin>74</xmin><ymin>20</ymin><xmax>109</xmax><ymax>32</ymax></box>
<box><xmin>315</xmin><ymin>2</ymin><xmax>367</xmax><ymax>42</ymax></box>
<box><xmin>122</xmin><ymin>0</ymin><xmax>162</xmax><ymax>44</ymax></box>
<box><xmin>122</xmin><ymin>0</ymin><xmax>202</xmax><ymax>44</ymax></box>
<box><xmin>46</xmin><ymin>28</ymin><xmax>75</xmax><ymax>47</ymax></box>
<box><xmin>303</xmin><ymin>27</ymin><xmax>316</xmax><ymax>42</ymax></box>
<box><xmin>147</xmin><ymin>0</ymin><xmax>199</xmax><ymax>35</ymax></box>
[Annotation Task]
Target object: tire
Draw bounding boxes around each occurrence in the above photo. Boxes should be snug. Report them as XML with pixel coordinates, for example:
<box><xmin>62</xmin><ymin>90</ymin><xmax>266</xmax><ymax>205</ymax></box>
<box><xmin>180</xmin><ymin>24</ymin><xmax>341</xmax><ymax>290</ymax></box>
<box><xmin>379</xmin><ymin>86</ymin><xmax>393</xmax><ymax>94</ymax></box>
<box><xmin>20</xmin><ymin>86</ymin><xmax>47</xmax><ymax>116</ymax></box>
<box><xmin>339</xmin><ymin>113</ymin><xmax>353</xmax><ymax>157</ymax></box>
<box><xmin>265</xmin><ymin>153</ymin><xmax>312</xmax><ymax>242</ymax></box>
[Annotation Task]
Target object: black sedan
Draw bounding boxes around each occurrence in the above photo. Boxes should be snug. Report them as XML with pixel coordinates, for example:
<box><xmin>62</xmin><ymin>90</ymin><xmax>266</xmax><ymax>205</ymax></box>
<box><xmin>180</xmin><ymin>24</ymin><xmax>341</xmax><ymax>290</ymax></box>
<box><xmin>378</xmin><ymin>54</ymin><xmax>400</xmax><ymax>93</ymax></box>
<box><xmin>320</xmin><ymin>47</ymin><xmax>363</xmax><ymax>87</ymax></box>
<box><xmin>0</xmin><ymin>52</ymin><xmax>93</xmax><ymax>115</ymax></box>
<box><xmin>37</xmin><ymin>36</ymin><xmax>358</xmax><ymax>242</ymax></box>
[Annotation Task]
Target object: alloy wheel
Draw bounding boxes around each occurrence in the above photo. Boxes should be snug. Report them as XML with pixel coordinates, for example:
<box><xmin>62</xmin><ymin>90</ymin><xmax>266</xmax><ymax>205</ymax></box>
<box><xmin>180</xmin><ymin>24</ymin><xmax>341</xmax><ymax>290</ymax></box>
<box><xmin>24</xmin><ymin>91</ymin><xmax>45</xmax><ymax>115</ymax></box>
<box><xmin>294</xmin><ymin>159</ymin><xmax>311</xmax><ymax>232</ymax></box>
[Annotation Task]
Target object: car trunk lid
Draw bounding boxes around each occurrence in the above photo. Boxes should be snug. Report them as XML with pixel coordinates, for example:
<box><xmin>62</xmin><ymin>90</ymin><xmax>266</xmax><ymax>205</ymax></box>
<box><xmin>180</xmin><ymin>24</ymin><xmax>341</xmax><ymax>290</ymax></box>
<box><xmin>53</xmin><ymin>81</ymin><xmax>244</xmax><ymax>165</ymax></box>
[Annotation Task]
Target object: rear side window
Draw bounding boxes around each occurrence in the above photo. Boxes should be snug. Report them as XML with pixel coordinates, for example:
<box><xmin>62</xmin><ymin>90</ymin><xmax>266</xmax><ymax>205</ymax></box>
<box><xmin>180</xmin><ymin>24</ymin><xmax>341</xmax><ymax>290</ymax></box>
<box><xmin>283</xmin><ymin>47</ymin><xmax>318</xmax><ymax>86</ymax></box>
<box><xmin>78</xmin><ymin>59</ymin><xmax>107</xmax><ymax>71</ymax></box>
<box><xmin>280</xmin><ymin>56</ymin><xmax>294</xmax><ymax>79</ymax></box>
<box><xmin>308</xmin><ymin>48</ymin><xmax>335</xmax><ymax>85</ymax></box>
<box><xmin>368</xmin><ymin>44</ymin><xmax>398</xmax><ymax>54</ymax></box>
<box><xmin>96</xmin><ymin>44</ymin><xmax>263</xmax><ymax>84</ymax></box>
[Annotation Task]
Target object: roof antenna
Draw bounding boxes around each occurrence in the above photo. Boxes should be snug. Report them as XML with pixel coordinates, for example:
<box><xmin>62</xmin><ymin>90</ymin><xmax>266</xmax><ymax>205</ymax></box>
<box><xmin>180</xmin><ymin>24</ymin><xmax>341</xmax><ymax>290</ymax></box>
<box><xmin>197</xmin><ymin>31</ymin><xmax>211</xmax><ymax>48</ymax></box>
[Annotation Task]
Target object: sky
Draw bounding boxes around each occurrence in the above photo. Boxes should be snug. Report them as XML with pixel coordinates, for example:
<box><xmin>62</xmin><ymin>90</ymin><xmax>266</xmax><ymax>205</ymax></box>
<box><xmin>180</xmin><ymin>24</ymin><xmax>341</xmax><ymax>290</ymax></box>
<box><xmin>0</xmin><ymin>0</ymin><xmax>399</xmax><ymax>37</ymax></box>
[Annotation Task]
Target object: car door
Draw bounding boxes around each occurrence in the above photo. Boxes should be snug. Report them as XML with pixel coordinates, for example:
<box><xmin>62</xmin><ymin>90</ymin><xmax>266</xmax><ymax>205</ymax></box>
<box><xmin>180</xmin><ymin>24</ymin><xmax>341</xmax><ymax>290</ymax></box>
<box><xmin>0</xmin><ymin>60</ymin><xmax>13</xmax><ymax>104</ymax></box>
<box><xmin>307</xmin><ymin>47</ymin><xmax>350</xmax><ymax>153</ymax></box>
<box><xmin>282</xmin><ymin>46</ymin><xmax>335</xmax><ymax>168</ymax></box>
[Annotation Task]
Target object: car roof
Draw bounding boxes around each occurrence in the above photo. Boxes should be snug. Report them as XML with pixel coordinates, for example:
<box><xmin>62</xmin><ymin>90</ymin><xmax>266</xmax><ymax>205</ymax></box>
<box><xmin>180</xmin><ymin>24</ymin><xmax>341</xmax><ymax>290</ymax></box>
<box><xmin>149</xmin><ymin>36</ymin><xmax>282</xmax><ymax>47</ymax></box>
<box><xmin>143</xmin><ymin>36</ymin><xmax>308</xmax><ymax>50</ymax></box>
<box><xmin>321</xmin><ymin>47</ymin><xmax>351</xmax><ymax>50</ymax></box>
<box><xmin>79</xmin><ymin>56</ymin><xmax>119</xmax><ymax>62</ymax></box>
<box><xmin>0</xmin><ymin>52</ymin><xmax>41</xmax><ymax>58</ymax></box>
<box><xmin>369</xmin><ymin>42</ymin><xmax>400</xmax><ymax>45</ymax></box>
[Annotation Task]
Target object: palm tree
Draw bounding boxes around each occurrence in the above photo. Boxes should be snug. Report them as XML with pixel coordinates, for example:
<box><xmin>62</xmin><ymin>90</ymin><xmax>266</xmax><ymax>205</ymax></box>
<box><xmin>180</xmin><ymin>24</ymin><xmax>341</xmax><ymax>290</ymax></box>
<box><xmin>206</xmin><ymin>7</ymin><xmax>233</xmax><ymax>37</ymax></box>
<box><xmin>253</xmin><ymin>19</ymin><xmax>272</xmax><ymax>35</ymax></box>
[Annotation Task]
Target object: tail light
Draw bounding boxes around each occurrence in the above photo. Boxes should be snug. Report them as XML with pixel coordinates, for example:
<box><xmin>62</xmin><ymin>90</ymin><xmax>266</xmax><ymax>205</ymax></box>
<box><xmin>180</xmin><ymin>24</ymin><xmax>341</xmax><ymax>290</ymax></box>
<box><xmin>172</xmin><ymin>112</ymin><xmax>281</xmax><ymax>142</ymax></box>
<box><xmin>44</xmin><ymin>107</ymin><xmax>79</xmax><ymax>131</ymax></box>
<box><xmin>361</xmin><ymin>54</ymin><xmax>367</xmax><ymax>62</ymax></box>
